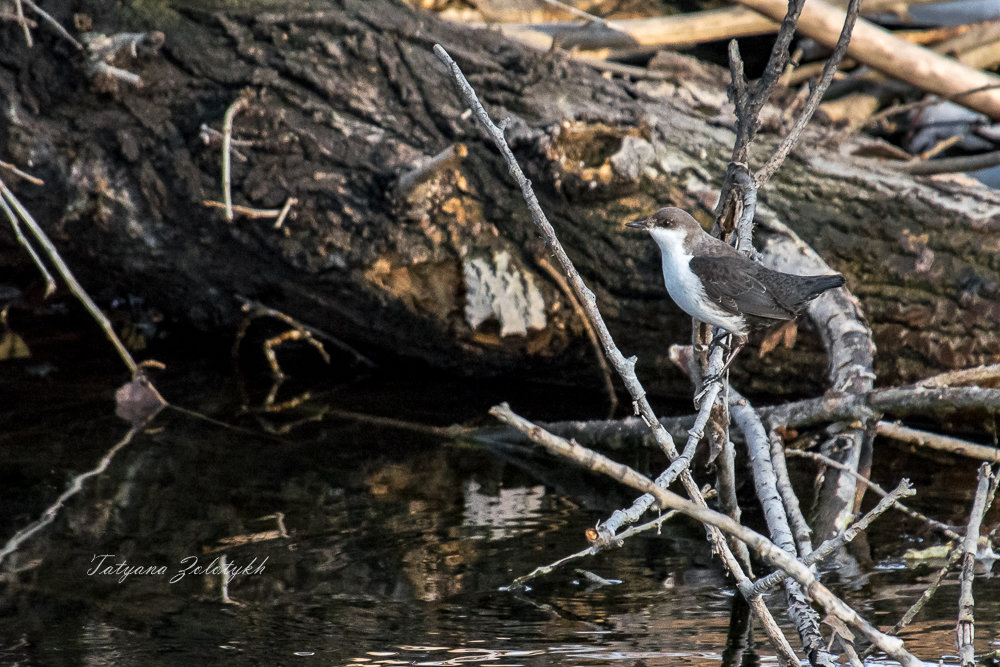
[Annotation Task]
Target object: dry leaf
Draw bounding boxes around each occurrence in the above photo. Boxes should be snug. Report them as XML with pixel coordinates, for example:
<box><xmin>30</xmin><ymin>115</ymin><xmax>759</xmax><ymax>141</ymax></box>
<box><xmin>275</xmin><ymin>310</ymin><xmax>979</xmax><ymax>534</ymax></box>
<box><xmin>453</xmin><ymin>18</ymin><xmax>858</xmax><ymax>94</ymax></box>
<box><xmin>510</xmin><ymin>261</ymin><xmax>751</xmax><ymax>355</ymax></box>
<box><xmin>0</xmin><ymin>331</ymin><xmax>30</xmax><ymax>360</ymax></box>
<box><xmin>759</xmin><ymin>320</ymin><xmax>798</xmax><ymax>358</ymax></box>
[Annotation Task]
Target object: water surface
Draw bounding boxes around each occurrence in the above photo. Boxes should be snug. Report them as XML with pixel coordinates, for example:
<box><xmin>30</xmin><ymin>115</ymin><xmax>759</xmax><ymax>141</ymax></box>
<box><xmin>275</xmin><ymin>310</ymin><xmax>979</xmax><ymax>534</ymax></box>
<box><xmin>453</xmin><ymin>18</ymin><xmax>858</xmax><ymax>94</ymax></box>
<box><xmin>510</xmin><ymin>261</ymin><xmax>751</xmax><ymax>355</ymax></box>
<box><xmin>1</xmin><ymin>349</ymin><xmax>997</xmax><ymax>665</ymax></box>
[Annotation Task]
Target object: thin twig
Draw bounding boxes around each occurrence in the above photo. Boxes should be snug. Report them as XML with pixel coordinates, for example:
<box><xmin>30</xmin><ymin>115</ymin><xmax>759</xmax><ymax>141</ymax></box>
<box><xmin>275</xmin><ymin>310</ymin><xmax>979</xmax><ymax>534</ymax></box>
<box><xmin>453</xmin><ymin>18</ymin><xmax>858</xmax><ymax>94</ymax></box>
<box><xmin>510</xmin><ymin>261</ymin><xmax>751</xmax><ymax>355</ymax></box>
<box><xmin>273</xmin><ymin>196</ymin><xmax>297</xmax><ymax>229</ymax></box>
<box><xmin>749</xmin><ymin>480</ymin><xmax>914</xmax><ymax>595</ymax></box>
<box><xmin>891</xmin><ymin>150</ymin><xmax>1000</xmax><ymax>175</ymax></box>
<box><xmin>728</xmin><ymin>42</ymin><xmax>750</xmax><ymax>161</ymax></box>
<box><xmin>432</xmin><ymin>45</ymin><xmax>675</xmax><ymax>455</ymax></box>
<box><xmin>862</xmin><ymin>543</ymin><xmax>963</xmax><ymax>660</ymax></box>
<box><xmin>877</xmin><ymin>421</ymin><xmax>1000</xmax><ymax>463</ymax></box>
<box><xmin>755</xmin><ymin>0</ymin><xmax>862</xmax><ymax>187</ymax></box>
<box><xmin>0</xmin><ymin>159</ymin><xmax>44</xmax><ymax>185</ymax></box>
<box><xmin>580</xmin><ymin>58</ymin><xmax>676</xmax><ymax>80</ymax></box>
<box><xmin>504</xmin><ymin>508</ymin><xmax>682</xmax><ymax>591</ymax></box>
<box><xmin>14</xmin><ymin>0</ymin><xmax>33</xmax><ymax>47</ymax></box>
<box><xmin>727</xmin><ymin>0</ymin><xmax>807</xmax><ymax>164</ymax></box>
<box><xmin>203</xmin><ymin>200</ymin><xmax>282</xmax><ymax>219</ymax></box>
<box><xmin>234</xmin><ymin>296</ymin><xmax>375</xmax><ymax>369</ymax></box>
<box><xmin>0</xmin><ymin>179</ymin><xmax>137</xmax><ymax>373</ymax></box>
<box><xmin>222</xmin><ymin>96</ymin><xmax>250</xmax><ymax>222</ymax></box>
<box><xmin>835</xmin><ymin>83</ymin><xmax>1000</xmax><ymax>142</ymax></box>
<box><xmin>535</xmin><ymin>255</ymin><xmax>618</xmax><ymax>416</ymax></box>
<box><xmin>536</xmin><ymin>0</ymin><xmax>626</xmax><ymax>32</ymax></box>
<box><xmin>0</xmin><ymin>191</ymin><xmax>55</xmax><ymax>296</ymax></box>
<box><xmin>871</xmin><ymin>469</ymin><xmax>1000</xmax><ymax>660</ymax></box>
<box><xmin>752</xmin><ymin>0</ymin><xmax>807</xmax><ymax>108</ymax></box>
<box><xmin>21</xmin><ymin>0</ymin><xmax>82</xmax><ymax>50</ymax></box>
<box><xmin>786</xmin><ymin>449</ymin><xmax>959</xmax><ymax>539</ymax></box>
<box><xmin>915</xmin><ymin>134</ymin><xmax>963</xmax><ymax>161</ymax></box>
<box><xmin>592</xmin><ymin>362</ymin><xmax>721</xmax><ymax>544</ymax></box>
<box><xmin>89</xmin><ymin>61</ymin><xmax>142</xmax><ymax>87</ymax></box>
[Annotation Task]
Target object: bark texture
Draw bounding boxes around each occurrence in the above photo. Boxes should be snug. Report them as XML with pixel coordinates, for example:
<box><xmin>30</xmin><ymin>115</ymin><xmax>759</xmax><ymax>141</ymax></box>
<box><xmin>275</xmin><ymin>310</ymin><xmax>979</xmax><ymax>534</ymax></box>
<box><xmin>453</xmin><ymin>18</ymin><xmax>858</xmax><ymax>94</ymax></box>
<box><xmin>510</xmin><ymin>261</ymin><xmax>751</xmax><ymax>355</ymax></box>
<box><xmin>1</xmin><ymin>0</ymin><xmax>998</xmax><ymax>396</ymax></box>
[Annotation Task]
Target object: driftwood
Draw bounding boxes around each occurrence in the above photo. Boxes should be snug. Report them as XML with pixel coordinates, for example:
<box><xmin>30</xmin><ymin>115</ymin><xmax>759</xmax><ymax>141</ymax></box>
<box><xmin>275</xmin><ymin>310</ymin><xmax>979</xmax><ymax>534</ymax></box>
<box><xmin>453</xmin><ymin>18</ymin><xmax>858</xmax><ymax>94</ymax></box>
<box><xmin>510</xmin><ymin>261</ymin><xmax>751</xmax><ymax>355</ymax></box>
<box><xmin>740</xmin><ymin>0</ymin><xmax>1000</xmax><ymax>118</ymax></box>
<box><xmin>1</xmin><ymin>0</ymin><xmax>999</xmax><ymax>397</ymax></box>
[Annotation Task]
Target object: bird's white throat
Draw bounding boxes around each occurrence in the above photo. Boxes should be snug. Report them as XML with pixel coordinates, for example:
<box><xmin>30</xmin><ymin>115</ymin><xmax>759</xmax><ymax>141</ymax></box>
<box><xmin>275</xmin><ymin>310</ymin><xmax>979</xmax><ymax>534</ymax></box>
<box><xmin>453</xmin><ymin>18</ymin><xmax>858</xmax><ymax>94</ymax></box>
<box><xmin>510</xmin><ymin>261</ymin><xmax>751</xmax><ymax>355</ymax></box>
<box><xmin>647</xmin><ymin>227</ymin><xmax>746</xmax><ymax>335</ymax></box>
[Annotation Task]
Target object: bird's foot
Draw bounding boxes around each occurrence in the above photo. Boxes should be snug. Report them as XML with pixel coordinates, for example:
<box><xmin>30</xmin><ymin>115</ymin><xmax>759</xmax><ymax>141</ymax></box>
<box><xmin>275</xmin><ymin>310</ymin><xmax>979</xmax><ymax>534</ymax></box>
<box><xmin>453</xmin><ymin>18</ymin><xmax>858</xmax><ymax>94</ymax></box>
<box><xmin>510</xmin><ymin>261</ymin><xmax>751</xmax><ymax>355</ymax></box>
<box><xmin>693</xmin><ymin>380</ymin><xmax>716</xmax><ymax>406</ymax></box>
<box><xmin>693</xmin><ymin>366</ymin><xmax>728</xmax><ymax>407</ymax></box>
<box><xmin>695</xmin><ymin>335</ymin><xmax>747</xmax><ymax>402</ymax></box>
<box><xmin>707</xmin><ymin>332</ymin><xmax>732</xmax><ymax>355</ymax></box>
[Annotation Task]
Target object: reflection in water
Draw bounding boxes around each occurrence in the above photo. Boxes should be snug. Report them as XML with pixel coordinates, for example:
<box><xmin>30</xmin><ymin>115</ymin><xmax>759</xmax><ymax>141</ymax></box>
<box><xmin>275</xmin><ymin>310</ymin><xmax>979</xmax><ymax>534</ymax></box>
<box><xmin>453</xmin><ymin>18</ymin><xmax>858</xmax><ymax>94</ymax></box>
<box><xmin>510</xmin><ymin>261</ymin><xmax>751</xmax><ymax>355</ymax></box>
<box><xmin>346</xmin><ymin>644</ymin><xmax>732</xmax><ymax>665</ymax></box>
<box><xmin>0</xmin><ymin>364</ymin><xmax>997</xmax><ymax>665</ymax></box>
<box><xmin>463</xmin><ymin>480</ymin><xmax>546</xmax><ymax>541</ymax></box>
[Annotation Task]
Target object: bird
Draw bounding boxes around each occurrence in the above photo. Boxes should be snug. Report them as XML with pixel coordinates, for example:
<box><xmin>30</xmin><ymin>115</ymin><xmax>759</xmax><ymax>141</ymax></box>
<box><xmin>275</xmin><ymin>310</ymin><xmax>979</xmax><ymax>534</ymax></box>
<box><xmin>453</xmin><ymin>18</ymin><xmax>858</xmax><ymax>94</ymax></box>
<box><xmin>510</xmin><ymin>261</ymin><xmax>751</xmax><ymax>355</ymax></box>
<box><xmin>627</xmin><ymin>207</ymin><xmax>845</xmax><ymax>375</ymax></box>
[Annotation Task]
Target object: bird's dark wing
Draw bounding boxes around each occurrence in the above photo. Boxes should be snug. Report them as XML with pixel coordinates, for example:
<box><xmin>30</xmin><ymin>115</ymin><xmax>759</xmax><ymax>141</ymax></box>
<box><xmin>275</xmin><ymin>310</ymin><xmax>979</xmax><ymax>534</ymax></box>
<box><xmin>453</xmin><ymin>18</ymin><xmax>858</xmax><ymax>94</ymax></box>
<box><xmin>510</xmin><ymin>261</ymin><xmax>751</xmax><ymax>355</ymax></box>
<box><xmin>688</xmin><ymin>257</ymin><xmax>796</xmax><ymax>320</ymax></box>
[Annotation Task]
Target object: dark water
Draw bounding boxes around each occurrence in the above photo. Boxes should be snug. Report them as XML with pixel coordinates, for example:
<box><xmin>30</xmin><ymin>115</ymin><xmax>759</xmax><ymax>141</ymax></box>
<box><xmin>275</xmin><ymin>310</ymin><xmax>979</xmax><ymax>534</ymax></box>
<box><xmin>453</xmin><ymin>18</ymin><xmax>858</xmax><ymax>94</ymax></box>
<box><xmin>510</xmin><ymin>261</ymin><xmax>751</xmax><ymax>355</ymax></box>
<box><xmin>2</xmin><ymin>350</ymin><xmax>999</xmax><ymax>666</ymax></box>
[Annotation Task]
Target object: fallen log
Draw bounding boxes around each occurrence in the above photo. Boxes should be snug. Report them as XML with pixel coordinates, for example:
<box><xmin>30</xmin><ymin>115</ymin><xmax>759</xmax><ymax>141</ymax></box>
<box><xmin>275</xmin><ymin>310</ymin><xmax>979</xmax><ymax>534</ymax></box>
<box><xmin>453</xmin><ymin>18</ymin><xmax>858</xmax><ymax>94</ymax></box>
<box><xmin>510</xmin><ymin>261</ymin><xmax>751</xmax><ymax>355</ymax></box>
<box><xmin>1</xmin><ymin>0</ymin><xmax>998</xmax><ymax>396</ymax></box>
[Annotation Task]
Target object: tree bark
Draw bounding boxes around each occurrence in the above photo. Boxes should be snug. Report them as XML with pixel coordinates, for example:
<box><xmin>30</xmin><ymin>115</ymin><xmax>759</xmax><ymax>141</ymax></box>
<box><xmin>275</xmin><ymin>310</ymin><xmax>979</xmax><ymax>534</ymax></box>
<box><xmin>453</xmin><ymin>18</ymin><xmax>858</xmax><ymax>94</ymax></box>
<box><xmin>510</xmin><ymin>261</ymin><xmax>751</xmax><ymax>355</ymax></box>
<box><xmin>2</xmin><ymin>0</ymin><xmax>998</xmax><ymax>396</ymax></box>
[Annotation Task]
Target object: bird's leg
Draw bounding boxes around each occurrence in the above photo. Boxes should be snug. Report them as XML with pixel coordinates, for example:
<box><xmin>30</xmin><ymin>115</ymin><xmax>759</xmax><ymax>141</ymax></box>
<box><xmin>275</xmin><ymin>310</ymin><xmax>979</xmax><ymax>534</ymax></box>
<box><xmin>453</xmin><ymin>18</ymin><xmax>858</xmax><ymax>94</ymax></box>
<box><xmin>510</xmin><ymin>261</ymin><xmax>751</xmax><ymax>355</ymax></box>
<box><xmin>701</xmin><ymin>334</ymin><xmax>747</xmax><ymax>386</ymax></box>
<box><xmin>715</xmin><ymin>335</ymin><xmax>746</xmax><ymax>376</ymax></box>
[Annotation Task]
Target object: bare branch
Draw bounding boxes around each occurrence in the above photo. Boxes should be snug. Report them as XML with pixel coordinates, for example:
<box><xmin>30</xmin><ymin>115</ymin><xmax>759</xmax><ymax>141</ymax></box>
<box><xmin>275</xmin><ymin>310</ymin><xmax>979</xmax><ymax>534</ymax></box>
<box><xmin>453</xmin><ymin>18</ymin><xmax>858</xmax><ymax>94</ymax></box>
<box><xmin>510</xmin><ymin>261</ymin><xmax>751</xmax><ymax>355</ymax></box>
<box><xmin>222</xmin><ymin>96</ymin><xmax>251</xmax><ymax>222</ymax></box>
<box><xmin>862</xmin><ymin>544</ymin><xmax>963</xmax><ymax>659</ymax></box>
<box><xmin>534</xmin><ymin>254</ymin><xmax>618</xmax><ymax>416</ymax></box>
<box><xmin>749</xmin><ymin>479</ymin><xmax>914</xmax><ymax>595</ymax></box>
<box><xmin>917</xmin><ymin>363</ymin><xmax>1000</xmax><ymax>388</ymax></box>
<box><xmin>893</xmin><ymin>150</ymin><xmax>1000</xmax><ymax>175</ymax></box>
<box><xmin>755</xmin><ymin>0</ymin><xmax>862</xmax><ymax>187</ymax></box>
<box><xmin>739</xmin><ymin>0</ymin><xmax>1000</xmax><ymax>118</ymax></box>
<box><xmin>504</xmin><ymin>508</ymin><xmax>684</xmax><ymax>591</ymax></box>
<box><xmin>877</xmin><ymin>421</ymin><xmax>1000</xmax><ymax>463</ymax></box>
<box><xmin>0</xmin><ymin>159</ymin><xmax>44</xmax><ymax>185</ymax></box>
<box><xmin>21</xmin><ymin>0</ymin><xmax>82</xmax><ymax>50</ymax></box>
<box><xmin>0</xmin><ymin>178</ymin><xmax>137</xmax><ymax>374</ymax></box>
<box><xmin>731</xmin><ymin>388</ymin><xmax>830</xmax><ymax>659</ymax></box>
<box><xmin>491</xmin><ymin>403</ymin><xmax>922</xmax><ymax>666</ymax></box>
<box><xmin>957</xmin><ymin>463</ymin><xmax>994</xmax><ymax>665</ymax></box>
<box><xmin>433</xmin><ymin>44</ymin><xmax>796</xmax><ymax>663</ymax></box>
<box><xmin>591</xmin><ymin>363</ymin><xmax>723</xmax><ymax>545</ymax></box>
<box><xmin>0</xmin><ymin>190</ymin><xmax>55</xmax><ymax>296</ymax></box>
<box><xmin>14</xmin><ymin>0</ymin><xmax>33</xmax><ymax>46</ymax></box>
<box><xmin>785</xmin><ymin>449</ymin><xmax>959</xmax><ymax>539</ymax></box>
<box><xmin>727</xmin><ymin>0</ymin><xmax>807</xmax><ymax>164</ymax></box>
<box><xmin>272</xmin><ymin>196</ymin><xmax>297</xmax><ymax>230</ymax></box>
<box><xmin>762</xmin><ymin>385</ymin><xmax>1000</xmax><ymax>431</ymax></box>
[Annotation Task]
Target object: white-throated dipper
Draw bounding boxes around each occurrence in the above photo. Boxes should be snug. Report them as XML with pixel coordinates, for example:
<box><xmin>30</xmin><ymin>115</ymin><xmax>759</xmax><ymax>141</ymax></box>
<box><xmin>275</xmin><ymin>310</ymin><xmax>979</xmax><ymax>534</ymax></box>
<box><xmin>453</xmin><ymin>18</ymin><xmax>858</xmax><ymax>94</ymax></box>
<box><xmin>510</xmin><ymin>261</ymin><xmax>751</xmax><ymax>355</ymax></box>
<box><xmin>627</xmin><ymin>207</ymin><xmax>845</xmax><ymax>373</ymax></box>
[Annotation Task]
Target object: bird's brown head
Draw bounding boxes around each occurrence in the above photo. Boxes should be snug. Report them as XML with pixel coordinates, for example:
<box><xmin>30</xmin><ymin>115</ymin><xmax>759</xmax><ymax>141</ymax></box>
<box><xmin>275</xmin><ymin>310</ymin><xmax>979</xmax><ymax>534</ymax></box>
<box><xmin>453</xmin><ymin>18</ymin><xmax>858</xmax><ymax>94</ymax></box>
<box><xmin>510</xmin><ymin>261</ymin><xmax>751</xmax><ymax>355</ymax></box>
<box><xmin>626</xmin><ymin>207</ymin><xmax>700</xmax><ymax>232</ymax></box>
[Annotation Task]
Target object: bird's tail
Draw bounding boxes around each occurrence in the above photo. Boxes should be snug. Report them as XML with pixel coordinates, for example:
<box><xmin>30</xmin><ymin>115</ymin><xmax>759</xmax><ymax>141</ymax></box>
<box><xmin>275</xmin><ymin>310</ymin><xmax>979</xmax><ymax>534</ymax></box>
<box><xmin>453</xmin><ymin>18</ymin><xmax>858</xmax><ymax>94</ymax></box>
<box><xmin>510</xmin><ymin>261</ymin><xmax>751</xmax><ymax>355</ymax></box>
<box><xmin>802</xmin><ymin>274</ymin><xmax>846</xmax><ymax>300</ymax></box>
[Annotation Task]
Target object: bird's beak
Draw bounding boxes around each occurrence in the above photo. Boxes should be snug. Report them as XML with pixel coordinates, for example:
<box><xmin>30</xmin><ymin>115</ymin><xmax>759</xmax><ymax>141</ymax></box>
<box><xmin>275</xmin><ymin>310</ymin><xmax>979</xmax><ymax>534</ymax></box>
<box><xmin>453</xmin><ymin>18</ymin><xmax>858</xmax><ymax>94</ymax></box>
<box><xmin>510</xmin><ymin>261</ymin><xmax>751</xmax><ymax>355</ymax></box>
<box><xmin>626</xmin><ymin>218</ymin><xmax>651</xmax><ymax>230</ymax></box>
